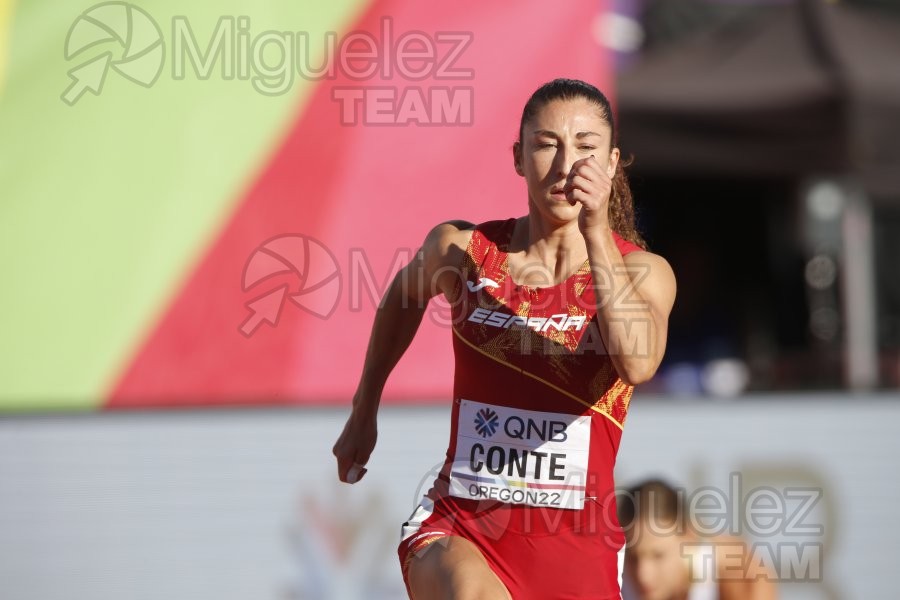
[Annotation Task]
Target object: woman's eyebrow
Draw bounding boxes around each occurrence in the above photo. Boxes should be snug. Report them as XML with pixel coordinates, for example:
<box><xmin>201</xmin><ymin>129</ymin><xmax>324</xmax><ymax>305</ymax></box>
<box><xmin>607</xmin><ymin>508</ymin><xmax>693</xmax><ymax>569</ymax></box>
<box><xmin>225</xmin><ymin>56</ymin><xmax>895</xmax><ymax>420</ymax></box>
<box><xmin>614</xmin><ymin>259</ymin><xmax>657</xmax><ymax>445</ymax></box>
<box><xmin>530</xmin><ymin>129</ymin><xmax>603</xmax><ymax>138</ymax></box>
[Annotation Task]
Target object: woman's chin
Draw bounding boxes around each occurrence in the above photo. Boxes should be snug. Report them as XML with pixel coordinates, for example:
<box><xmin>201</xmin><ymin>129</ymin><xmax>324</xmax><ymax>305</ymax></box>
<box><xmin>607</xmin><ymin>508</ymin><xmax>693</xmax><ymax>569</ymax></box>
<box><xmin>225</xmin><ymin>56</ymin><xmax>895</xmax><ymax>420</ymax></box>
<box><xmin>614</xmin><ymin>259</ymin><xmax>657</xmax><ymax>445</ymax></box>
<box><xmin>538</xmin><ymin>203</ymin><xmax>580</xmax><ymax>225</ymax></box>
<box><xmin>548</xmin><ymin>196</ymin><xmax>580</xmax><ymax>212</ymax></box>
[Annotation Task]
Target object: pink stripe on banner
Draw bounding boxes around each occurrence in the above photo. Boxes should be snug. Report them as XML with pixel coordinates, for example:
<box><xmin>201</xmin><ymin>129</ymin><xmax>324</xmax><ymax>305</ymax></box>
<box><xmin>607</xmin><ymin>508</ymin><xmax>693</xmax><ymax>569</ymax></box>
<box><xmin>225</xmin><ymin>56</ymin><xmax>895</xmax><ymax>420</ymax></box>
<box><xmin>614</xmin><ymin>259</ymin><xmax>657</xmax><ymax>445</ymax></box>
<box><xmin>109</xmin><ymin>0</ymin><xmax>611</xmax><ymax>407</ymax></box>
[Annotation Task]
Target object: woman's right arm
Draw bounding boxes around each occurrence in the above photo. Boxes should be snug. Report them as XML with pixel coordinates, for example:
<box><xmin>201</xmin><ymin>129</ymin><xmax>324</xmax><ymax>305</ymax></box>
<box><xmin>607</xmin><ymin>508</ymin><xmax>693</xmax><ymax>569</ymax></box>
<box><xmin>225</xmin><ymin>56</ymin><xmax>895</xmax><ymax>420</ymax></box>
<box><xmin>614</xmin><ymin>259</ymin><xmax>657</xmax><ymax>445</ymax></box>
<box><xmin>331</xmin><ymin>220</ymin><xmax>474</xmax><ymax>483</ymax></box>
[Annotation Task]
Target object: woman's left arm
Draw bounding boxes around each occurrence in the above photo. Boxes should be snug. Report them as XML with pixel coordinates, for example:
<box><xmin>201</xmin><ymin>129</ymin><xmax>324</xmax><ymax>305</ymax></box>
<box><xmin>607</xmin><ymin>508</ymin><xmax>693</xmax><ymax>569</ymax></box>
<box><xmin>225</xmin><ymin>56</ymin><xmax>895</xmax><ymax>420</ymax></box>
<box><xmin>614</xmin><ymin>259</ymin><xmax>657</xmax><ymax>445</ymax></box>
<box><xmin>564</xmin><ymin>154</ymin><xmax>676</xmax><ymax>385</ymax></box>
<box><xmin>583</xmin><ymin>237</ymin><xmax>676</xmax><ymax>385</ymax></box>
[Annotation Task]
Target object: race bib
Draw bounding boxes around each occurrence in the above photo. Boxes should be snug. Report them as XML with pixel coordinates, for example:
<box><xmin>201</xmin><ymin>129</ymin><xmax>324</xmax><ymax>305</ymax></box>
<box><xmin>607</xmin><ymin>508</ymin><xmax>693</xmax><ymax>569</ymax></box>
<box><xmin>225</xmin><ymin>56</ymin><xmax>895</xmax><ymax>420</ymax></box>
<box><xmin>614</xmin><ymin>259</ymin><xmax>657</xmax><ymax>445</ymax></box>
<box><xmin>448</xmin><ymin>399</ymin><xmax>591</xmax><ymax>509</ymax></box>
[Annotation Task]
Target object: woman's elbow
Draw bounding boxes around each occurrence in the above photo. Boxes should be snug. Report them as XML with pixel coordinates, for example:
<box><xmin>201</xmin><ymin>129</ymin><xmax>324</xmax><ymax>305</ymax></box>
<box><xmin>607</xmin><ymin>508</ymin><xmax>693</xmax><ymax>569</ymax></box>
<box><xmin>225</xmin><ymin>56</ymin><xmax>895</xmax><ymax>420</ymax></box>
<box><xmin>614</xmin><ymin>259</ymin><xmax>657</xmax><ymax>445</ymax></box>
<box><xmin>616</xmin><ymin>360</ymin><xmax>659</xmax><ymax>386</ymax></box>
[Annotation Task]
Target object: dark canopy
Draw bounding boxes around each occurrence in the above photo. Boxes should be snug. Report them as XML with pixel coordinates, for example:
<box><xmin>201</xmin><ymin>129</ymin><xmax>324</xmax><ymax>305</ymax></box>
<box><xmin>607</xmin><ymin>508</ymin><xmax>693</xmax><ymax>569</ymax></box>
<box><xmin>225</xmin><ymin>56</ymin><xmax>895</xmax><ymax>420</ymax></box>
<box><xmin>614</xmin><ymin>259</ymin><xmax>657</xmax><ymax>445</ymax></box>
<box><xmin>616</xmin><ymin>0</ymin><xmax>900</xmax><ymax>198</ymax></box>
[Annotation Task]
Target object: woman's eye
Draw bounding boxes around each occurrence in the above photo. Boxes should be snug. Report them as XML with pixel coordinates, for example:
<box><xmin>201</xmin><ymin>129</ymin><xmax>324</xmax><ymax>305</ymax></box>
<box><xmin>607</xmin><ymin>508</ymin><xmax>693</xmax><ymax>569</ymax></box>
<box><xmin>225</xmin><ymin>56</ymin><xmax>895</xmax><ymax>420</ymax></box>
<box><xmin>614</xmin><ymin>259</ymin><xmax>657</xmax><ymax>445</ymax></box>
<box><xmin>537</xmin><ymin>143</ymin><xmax>555</xmax><ymax>149</ymax></box>
<box><xmin>579</xmin><ymin>146</ymin><xmax>596</xmax><ymax>151</ymax></box>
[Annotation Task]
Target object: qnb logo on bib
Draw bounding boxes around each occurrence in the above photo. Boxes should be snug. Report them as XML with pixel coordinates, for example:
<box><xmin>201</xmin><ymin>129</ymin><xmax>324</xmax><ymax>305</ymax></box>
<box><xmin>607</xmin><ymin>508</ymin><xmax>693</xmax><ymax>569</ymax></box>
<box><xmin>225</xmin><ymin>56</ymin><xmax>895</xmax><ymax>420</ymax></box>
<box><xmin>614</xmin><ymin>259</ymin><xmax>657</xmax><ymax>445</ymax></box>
<box><xmin>474</xmin><ymin>407</ymin><xmax>499</xmax><ymax>438</ymax></box>
<box><xmin>450</xmin><ymin>399</ymin><xmax>591</xmax><ymax>510</ymax></box>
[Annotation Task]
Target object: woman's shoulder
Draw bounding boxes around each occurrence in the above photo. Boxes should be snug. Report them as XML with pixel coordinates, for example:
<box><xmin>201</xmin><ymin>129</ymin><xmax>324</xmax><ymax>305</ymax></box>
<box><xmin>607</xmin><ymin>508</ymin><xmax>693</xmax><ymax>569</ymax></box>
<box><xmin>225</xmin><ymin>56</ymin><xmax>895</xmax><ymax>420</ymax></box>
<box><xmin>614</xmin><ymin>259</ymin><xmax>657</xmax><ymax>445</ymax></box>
<box><xmin>616</xmin><ymin>234</ymin><xmax>677</xmax><ymax>310</ymax></box>
<box><xmin>611</xmin><ymin>230</ymin><xmax>645</xmax><ymax>257</ymax></box>
<box><xmin>424</xmin><ymin>219</ymin><xmax>477</xmax><ymax>247</ymax></box>
<box><xmin>419</xmin><ymin>220</ymin><xmax>477</xmax><ymax>266</ymax></box>
<box><xmin>424</xmin><ymin>217</ymin><xmax>514</xmax><ymax>248</ymax></box>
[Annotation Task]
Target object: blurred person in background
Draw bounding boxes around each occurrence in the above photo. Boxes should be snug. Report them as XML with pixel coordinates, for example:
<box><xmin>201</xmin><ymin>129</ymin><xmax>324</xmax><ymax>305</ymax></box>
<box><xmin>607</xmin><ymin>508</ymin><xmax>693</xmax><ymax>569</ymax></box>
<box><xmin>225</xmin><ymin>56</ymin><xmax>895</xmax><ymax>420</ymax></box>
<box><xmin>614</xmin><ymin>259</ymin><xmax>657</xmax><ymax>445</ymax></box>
<box><xmin>618</xmin><ymin>479</ymin><xmax>778</xmax><ymax>600</ymax></box>
<box><xmin>333</xmin><ymin>78</ymin><xmax>677</xmax><ymax>599</ymax></box>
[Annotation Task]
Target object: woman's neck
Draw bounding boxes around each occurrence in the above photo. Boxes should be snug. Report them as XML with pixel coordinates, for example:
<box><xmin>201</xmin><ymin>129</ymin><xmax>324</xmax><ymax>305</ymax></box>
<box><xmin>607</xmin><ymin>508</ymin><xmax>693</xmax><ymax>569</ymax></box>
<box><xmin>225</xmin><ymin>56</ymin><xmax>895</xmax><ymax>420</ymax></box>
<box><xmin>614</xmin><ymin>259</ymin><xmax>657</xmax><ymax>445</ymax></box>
<box><xmin>508</xmin><ymin>214</ymin><xmax>589</xmax><ymax>283</ymax></box>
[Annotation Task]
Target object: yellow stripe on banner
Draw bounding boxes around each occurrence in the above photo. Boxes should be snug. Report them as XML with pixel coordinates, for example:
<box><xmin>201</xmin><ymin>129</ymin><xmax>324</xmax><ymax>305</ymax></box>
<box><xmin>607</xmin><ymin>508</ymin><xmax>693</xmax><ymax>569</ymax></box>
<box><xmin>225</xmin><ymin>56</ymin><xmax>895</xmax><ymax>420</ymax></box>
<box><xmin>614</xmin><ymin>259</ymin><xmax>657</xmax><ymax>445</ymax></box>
<box><xmin>0</xmin><ymin>0</ymin><xmax>14</xmax><ymax>99</ymax></box>
<box><xmin>451</xmin><ymin>326</ymin><xmax>624</xmax><ymax>431</ymax></box>
<box><xmin>0</xmin><ymin>0</ymin><xmax>370</xmax><ymax>409</ymax></box>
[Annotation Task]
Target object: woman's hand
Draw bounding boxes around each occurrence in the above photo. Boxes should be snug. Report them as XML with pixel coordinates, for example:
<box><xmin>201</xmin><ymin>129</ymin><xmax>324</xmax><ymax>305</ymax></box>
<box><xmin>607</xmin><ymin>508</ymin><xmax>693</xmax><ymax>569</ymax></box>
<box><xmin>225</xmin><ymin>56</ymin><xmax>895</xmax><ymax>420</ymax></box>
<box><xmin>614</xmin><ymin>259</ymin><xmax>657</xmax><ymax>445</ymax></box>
<box><xmin>332</xmin><ymin>399</ymin><xmax>378</xmax><ymax>484</ymax></box>
<box><xmin>563</xmin><ymin>155</ymin><xmax>613</xmax><ymax>235</ymax></box>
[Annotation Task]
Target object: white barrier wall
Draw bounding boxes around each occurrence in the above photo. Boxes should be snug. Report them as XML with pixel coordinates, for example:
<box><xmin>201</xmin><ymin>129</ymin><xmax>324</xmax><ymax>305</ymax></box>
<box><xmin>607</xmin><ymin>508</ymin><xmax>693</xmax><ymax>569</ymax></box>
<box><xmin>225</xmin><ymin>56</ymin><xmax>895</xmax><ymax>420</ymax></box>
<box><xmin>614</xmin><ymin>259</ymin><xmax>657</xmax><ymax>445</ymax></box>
<box><xmin>0</xmin><ymin>395</ymin><xmax>896</xmax><ymax>599</ymax></box>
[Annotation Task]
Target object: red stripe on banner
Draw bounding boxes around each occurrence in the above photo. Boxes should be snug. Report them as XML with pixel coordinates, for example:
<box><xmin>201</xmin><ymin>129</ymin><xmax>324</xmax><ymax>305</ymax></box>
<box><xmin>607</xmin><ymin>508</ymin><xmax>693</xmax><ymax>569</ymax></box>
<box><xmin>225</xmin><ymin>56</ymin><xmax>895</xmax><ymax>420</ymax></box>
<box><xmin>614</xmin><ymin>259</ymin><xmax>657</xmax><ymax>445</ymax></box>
<box><xmin>108</xmin><ymin>0</ymin><xmax>611</xmax><ymax>407</ymax></box>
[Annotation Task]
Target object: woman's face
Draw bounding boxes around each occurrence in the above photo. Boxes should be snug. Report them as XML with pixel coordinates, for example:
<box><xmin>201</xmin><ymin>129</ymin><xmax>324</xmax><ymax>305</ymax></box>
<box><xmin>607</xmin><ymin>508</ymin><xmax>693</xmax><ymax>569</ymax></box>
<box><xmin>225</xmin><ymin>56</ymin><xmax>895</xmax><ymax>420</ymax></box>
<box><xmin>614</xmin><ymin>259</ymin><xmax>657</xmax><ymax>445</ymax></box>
<box><xmin>514</xmin><ymin>97</ymin><xmax>619</xmax><ymax>224</ymax></box>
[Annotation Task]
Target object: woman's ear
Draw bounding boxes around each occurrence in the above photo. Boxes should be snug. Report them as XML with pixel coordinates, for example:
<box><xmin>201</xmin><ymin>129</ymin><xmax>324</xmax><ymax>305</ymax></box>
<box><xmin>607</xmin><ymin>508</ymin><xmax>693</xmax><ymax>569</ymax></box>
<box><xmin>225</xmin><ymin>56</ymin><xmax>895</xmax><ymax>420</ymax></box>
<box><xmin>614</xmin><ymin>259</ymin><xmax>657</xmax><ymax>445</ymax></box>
<box><xmin>608</xmin><ymin>147</ymin><xmax>620</xmax><ymax>177</ymax></box>
<box><xmin>513</xmin><ymin>141</ymin><xmax>524</xmax><ymax>176</ymax></box>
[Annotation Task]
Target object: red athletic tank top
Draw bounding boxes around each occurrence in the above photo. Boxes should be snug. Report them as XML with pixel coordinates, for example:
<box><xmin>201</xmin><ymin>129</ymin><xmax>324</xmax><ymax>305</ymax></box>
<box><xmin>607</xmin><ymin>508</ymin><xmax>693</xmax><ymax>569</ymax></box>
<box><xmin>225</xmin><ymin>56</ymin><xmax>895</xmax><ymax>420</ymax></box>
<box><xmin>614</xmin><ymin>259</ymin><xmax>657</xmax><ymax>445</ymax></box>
<box><xmin>428</xmin><ymin>216</ymin><xmax>644</xmax><ymax>547</ymax></box>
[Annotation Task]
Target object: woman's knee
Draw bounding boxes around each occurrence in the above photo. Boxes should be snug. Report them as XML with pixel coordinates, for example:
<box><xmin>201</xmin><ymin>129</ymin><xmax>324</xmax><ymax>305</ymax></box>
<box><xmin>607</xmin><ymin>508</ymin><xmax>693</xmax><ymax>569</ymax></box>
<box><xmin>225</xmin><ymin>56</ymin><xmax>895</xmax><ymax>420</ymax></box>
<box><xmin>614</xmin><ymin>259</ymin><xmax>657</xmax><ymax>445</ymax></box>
<box><xmin>406</xmin><ymin>536</ymin><xmax>511</xmax><ymax>600</ymax></box>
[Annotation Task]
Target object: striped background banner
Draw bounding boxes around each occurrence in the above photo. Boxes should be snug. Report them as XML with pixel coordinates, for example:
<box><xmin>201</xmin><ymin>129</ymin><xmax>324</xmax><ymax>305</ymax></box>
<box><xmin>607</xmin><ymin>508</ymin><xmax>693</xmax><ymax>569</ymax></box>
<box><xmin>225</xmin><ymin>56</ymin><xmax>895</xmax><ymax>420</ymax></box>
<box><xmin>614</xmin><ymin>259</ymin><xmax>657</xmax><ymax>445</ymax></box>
<box><xmin>0</xmin><ymin>0</ymin><xmax>611</xmax><ymax>410</ymax></box>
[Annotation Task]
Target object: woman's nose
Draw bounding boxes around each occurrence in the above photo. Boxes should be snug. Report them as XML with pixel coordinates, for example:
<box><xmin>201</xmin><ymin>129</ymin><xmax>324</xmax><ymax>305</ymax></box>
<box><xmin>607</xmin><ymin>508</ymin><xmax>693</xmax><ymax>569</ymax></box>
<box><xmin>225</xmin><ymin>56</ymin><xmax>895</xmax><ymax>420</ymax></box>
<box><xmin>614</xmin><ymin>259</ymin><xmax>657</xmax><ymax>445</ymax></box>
<box><xmin>555</xmin><ymin>145</ymin><xmax>575</xmax><ymax>178</ymax></box>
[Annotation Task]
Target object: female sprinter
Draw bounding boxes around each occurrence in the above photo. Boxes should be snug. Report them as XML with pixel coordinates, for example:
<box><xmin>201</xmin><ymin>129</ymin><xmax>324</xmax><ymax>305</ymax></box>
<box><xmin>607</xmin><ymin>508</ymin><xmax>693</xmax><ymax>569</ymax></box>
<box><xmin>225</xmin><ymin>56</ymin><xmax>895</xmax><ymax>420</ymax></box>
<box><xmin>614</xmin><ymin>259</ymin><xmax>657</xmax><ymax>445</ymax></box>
<box><xmin>333</xmin><ymin>78</ymin><xmax>677</xmax><ymax>599</ymax></box>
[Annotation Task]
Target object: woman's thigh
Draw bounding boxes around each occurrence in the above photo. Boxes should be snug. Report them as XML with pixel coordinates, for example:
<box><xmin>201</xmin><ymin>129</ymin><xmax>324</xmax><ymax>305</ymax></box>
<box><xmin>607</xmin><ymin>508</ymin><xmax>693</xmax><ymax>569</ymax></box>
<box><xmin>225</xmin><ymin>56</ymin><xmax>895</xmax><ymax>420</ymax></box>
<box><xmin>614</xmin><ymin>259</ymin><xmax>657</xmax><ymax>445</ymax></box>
<box><xmin>406</xmin><ymin>535</ymin><xmax>512</xmax><ymax>600</ymax></box>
